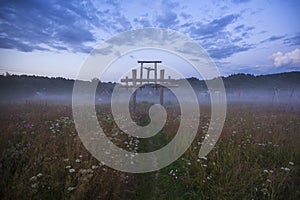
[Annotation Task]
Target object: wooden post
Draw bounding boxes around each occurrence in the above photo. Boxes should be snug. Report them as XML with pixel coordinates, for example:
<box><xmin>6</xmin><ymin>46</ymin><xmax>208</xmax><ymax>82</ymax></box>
<box><xmin>132</xmin><ymin>69</ymin><xmax>137</xmax><ymax>111</ymax></box>
<box><xmin>147</xmin><ymin>69</ymin><xmax>150</xmax><ymax>83</ymax></box>
<box><xmin>125</xmin><ymin>76</ymin><xmax>128</xmax><ymax>91</ymax></box>
<box><xmin>154</xmin><ymin>62</ymin><xmax>157</xmax><ymax>85</ymax></box>
<box><xmin>160</xmin><ymin>69</ymin><xmax>164</xmax><ymax>105</ymax></box>
<box><xmin>132</xmin><ymin>90</ymin><xmax>136</xmax><ymax>112</ymax></box>
<box><xmin>140</xmin><ymin>62</ymin><xmax>143</xmax><ymax>85</ymax></box>
<box><xmin>160</xmin><ymin>69</ymin><xmax>165</xmax><ymax>83</ymax></box>
<box><xmin>132</xmin><ymin>69</ymin><xmax>137</xmax><ymax>86</ymax></box>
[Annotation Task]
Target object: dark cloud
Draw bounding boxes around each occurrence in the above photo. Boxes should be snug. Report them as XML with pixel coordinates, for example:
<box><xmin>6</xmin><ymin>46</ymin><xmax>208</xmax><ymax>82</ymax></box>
<box><xmin>0</xmin><ymin>0</ymin><xmax>98</xmax><ymax>52</ymax></box>
<box><xmin>261</xmin><ymin>35</ymin><xmax>286</xmax><ymax>44</ymax></box>
<box><xmin>0</xmin><ymin>0</ymin><xmax>131</xmax><ymax>53</ymax></box>
<box><xmin>284</xmin><ymin>33</ymin><xmax>300</xmax><ymax>46</ymax></box>
<box><xmin>208</xmin><ymin>44</ymin><xmax>252</xmax><ymax>59</ymax></box>
<box><xmin>234</xmin><ymin>25</ymin><xmax>254</xmax><ymax>32</ymax></box>
<box><xmin>234</xmin><ymin>25</ymin><xmax>245</xmax><ymax>32</ymax></box>
<box><xmin>231</xmin><ymin>0</ymin><xmax>251</xmax><ymax>4</ymax></box>
<box><xmin>189</xmin><ymin>14</ymin><xmax>239</xmax><ymax>38</ymax></box>
<box><xmin>156</xmin><ymin>11</ymin><xmax>179</xmax><ymax>28</ymax></box>
<box><xmin>155</xmin><ymin>0</ymin><xmax>179</xmax><ymax>28</ymax></box>
<box><xmin>182</xmin><ymin>14</ymin><xmax>253</xmax><ymax>59</ymax></box>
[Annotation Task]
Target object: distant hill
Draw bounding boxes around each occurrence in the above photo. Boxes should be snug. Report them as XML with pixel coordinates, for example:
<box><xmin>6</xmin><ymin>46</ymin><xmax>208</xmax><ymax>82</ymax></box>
<box><xmin>0</xmin><ymin>71</ymin><xmax>299</xmax><ymax>103</ymax></box>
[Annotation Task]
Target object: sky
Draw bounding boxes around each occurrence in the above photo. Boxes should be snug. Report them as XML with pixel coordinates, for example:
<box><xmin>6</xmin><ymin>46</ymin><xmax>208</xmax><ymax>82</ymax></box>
<box><xmin>0</xmin><ymin>0</ymin><xmax>300</xmax><ymax>80</ymax></box>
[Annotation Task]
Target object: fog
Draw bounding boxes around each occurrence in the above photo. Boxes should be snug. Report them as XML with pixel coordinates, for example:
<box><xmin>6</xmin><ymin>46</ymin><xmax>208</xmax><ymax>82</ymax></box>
<box><xmin>1</xmin><ymin>86</ymin><xmax>299</xmax><ymax>106</ymax></box>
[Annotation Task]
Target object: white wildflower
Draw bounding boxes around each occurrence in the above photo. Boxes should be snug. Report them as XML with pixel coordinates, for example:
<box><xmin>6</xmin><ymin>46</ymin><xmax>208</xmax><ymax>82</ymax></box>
<box><xmin>263</xmin><ymin>170</ymin><xmax>269</xmax><ymax>173</ymax></box>
<box><xmin>67</xmin><ymin>186</ymin><xmax>76</xmax><ymax>192</ymax></box>
<box><xmin>31</xmin><ymin>183</ymin><xmax>38</xmax><ymax>188</ymax></box>
<box><xmin>91</xmin><ymin>165</ymin><xmax>98</xmax><ymax>169</ymax></box>
<box><xmin>200</xmin><ymin>156</ymin><xmax>207</xmax><ymax>160</ymax></box>
<box><xmin>281</xmin><ymin>167</ymin><xmax>290</xmax><ymax>172</ymax></box>
<box><xmin>69</xmin><ymin>168</ymin><xmax>75</xmax><ymax>173</ymax></box>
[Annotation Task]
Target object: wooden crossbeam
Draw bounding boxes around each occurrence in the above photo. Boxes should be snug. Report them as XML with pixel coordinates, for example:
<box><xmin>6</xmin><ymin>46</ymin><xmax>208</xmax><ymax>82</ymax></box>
<box><xmin>137</xmin><ymin>61</ymin><xmax>162</xmax><ymax>63</ymax></box>
<box><xmin>120</xmin><ymin>78</ymin><xmax>176</xmax><ymax>83</ymax></box>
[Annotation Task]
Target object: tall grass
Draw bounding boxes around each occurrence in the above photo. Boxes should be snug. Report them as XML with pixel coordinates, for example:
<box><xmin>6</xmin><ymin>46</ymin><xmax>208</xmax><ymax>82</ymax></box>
<box><xmin>0</xmin><ymin>102</ymin><xmax>299</xmax><ymax>199</ymax></box>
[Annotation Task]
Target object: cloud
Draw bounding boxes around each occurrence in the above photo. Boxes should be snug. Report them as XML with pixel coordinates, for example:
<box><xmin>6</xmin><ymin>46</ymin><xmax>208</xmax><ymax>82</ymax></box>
<box><xmin>155</xmin><ymin>0</ymin><xmax>180</xmax><ymax>28</ymax></box>
<box><xmin>180</xmin><ymin>12</ymin><xmax>192</xmax><ymax>20</ymax></box>
<box><xmin>134</xmin><ymin>14</ymin><xmax>152</xmax><ymax>27</ymax></box>
<box><xmin>284</xmin><ymin>33</ymin><xmax>300</xmax><ymax>46</ymax></box>
<box><xmin>0</xmin><ymin>0</ymin><xmax>98</xmax><ymax>53</ymax></box>
<box><xmin>272</xmin><ymin>48</ymin><xmax>300</xmax><ymax>67</ymax></box>
<box><xmin>261</xmin><ymin>35</ymin><xmax>286</xmax><ymax>44</ymax></box>
<box><xmin>189</xmin><ymin>14</ymin><xmax>239</xmax><ymax>39</ymax></box>
<box><xmin>156</xmin><ymin>11</ymin><xmax>179</xmax><ymax>28</ymax></box>
<box><xmin>208</xmin><ymin>44</ymin><xmax>252</xmax><ymax>59</ymax></box>
<box><xmin>0</xmin><ymin>0</ymin><xmax>132</xmax><ymax>53</ymax></box>
<box><xmin>180</xmin><ymin>14</ymin><xmax>254</xmax><ymax>59</ymax></box>
<box><xmin>231</xmin><ymin>0</ymin><xmax>251</xmax><ymax>4</ymax></box>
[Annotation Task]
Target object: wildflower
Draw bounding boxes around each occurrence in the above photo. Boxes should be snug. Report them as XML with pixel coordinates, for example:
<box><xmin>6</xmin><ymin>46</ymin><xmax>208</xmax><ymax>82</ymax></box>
<box><xmin>37</xmin><ymin>173</ymin><xmax>43</xmax><ymax>178</ymax></box>
<box><xmin>281</xmin><ymin>167</ymin><xmax>290</xmax><ymax>172</ymax></box>
<box><xmin>63</xmin><ymin>158</ymin><xmax>69</xmax><ymax>162</ymax></box>
<box><xmin>30</xmin><ymin>176</ymin><xmax>37</xmax><ymax>181</ymax></box>
<box><xmin>200</xmin><ymin>156</ymin><xmax>207</xmax><ymax>160</ymax></box>
<box><xmin>79</xmin><ymin>169</ymin><xmax>87</xmax><ymax>174</ymax></box>
<box><xmin>65</xmin><ymin>165</ymin><xmax>71</xmax><ymax>169</ymax></box>
<box><xmin>289</xmin><ymin>162</ymin><xmax>294</xmax><ymax>166</ymax></box>
<box><xmin>91</xmin><ymin>165</ymin><xmax>98</xmax><ymax>169</ymax></box>
<box><xmin>69</xmin><ymin>168</ymin><xmax>75</xmax><ymax>173</ymax></box>
<box><xmin>31</xmin><ymin>183</ymin><xmax>38</xmax><ymax>188</ymax></box>
<box><xmin>67</xmin><ymin>187</ymin><xmax>76</xmax><ymax>192</ymax></box>
<box><xmin>25</xmin><ymin>123</ymin><xmax>31</xmax><ymax>128</ymax></box>
<box><xmin>75</xmin><ymin>159</ymin><xmax>81</xmax><ymax>163</ymax></box>
<box><xmin>263</xmin><ymin>170</ymin><xmax>269</xmax><ymax>173</ymax></box>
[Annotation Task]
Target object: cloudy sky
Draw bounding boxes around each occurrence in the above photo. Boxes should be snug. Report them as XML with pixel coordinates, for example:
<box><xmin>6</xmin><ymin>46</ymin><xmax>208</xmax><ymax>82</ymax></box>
<box><xmin>0</xmin><ymin>0</ymin><xmax>299</xmax><ymax>79</ymax></box>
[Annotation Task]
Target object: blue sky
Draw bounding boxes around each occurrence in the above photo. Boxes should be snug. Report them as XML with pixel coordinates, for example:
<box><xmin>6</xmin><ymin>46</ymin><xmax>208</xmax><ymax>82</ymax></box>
<box><xmin>0</xmin><ymin>0</ymin><xmax>299</xmax><ymax>79</ymax></box>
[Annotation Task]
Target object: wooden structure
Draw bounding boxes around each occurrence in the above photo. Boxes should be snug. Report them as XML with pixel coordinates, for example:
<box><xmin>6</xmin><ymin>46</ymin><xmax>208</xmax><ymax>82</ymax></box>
<box><xmin>120</xmin><ymin>61</ymin><xmax>177</xmax><ymax>111</ymax></box>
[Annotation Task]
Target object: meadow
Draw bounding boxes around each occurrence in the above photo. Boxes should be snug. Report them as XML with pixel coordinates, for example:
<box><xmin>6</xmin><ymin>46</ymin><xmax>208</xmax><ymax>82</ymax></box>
<box><xmin>0</xmin><ymin>102</ymin><xmax>299</xmax><ymax>199</ymax></box>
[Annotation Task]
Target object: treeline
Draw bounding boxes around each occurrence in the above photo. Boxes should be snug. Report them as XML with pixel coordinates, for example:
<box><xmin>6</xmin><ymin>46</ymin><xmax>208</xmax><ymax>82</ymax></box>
<box><xmin>0</xmin><ymin>71</ymin><xmax>299</xmax><ymax>101</ymax></box>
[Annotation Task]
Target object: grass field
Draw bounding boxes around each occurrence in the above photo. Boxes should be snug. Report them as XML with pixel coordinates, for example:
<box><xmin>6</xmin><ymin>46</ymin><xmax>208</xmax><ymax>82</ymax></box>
<box><xmin>0</xmin><ymin>102</ymin><xmax>299</xmax><ymax>199</ymax></box>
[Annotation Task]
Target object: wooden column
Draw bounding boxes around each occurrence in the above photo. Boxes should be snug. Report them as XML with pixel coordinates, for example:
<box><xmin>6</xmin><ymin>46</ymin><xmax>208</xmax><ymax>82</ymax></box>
<box><xmin>132</xmin><ymin>69</ymin><xmax>137</xmax><ymax>111</ymax></box>
<box><xmin>125</xmin><ymin>76</ymin><xmax>128</xmax><ymax>91</ymax></box>
<box><xmin>160</xmin><ymin>69</ymin><xmax>164</xmax><ymax>105</ymax></box>
<box><xmin>140</xmin><ymin>62</ymin><xmax>143</xmax><ymax>85</ymax></box>
<box><xmin>154</xmin><ymin>62</ymin><xmax>157</xmax><ymax>85</ymax></box>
